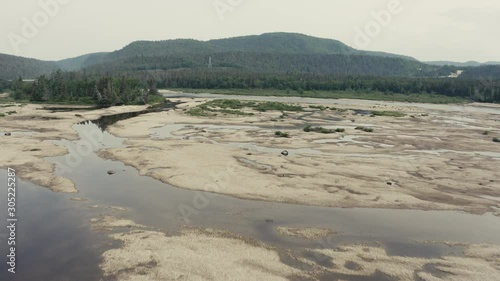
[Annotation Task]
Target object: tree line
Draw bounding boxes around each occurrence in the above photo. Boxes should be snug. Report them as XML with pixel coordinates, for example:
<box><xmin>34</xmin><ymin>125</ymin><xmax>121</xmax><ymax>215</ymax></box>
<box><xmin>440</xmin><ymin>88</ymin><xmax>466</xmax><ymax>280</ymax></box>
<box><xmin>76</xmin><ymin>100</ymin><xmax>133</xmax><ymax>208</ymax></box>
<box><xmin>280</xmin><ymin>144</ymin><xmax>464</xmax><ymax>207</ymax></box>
<box><xmin>9</xmin><ymin>71</ymin><xmax>161</xmax><ymax>107</ymax></box>
<box><xmin>153</xmin><ymin>69</ymin><xmax>500</xmax><ymax>103</ymax></box>
<box><xmin>3</xmin><ymin>69</ymin><xmax>499</xmax><ymax>104</ymax></box>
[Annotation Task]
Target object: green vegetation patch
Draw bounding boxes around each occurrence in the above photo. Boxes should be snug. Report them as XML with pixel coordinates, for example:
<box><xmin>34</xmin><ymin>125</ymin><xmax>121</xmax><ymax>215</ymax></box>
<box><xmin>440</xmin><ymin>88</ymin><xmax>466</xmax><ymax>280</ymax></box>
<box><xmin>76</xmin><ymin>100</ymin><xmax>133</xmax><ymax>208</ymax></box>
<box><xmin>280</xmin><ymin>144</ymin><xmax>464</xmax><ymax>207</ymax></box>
<box><xmin>187</xmin><ymin>99</ymin><xmax>302</xmax><ymax>117</ymax></box>
<box><xmin>203</xmin><ymin>99</ymin><xmax>256</xmax><ymax>109</ymax></box>
<box><xmin>371</xmin><ymin>111</ymin><xmax>406</xmax><ymax>117</ymax></box>
<box><xmin>186</xmin><ymin>107</ymin><xmax>213</xmax><ymax>117</ymax></box>
<box><xmin>187</xmin><ymin>102</ymin><xmax>254</xmax><ymax>117</ymax></box>
<box><xmin>493</xmin><ymin>137</ymin><xmax>500</xmax><ymax>143</ymax></box>
<box><xmin>274</xmin><ymin>131</ymin><xmax>290</xmax><ymax>138</ymax></box>
<box><xmin>309</xmin><ymin>105</ymin><xmax>328</xmax><ymax>111</ymax></box>
<box><xmin>303</xmin><ymin>125</ymin><xmax>335</xmax><ymax>134</ymax></box>
<box><xmin>254</xmin><ymin>101</ymin><xmax>303</xmax><ymax>112</ymax></box>
<box><xmin>0</xmin><ymin>113</ymin><xmax>5</xmax><ymax>117</ymax></box>
<box><xmin>355</xmin><ymin>126</ymin><xmax>374</xmax><ymax>133</ymax></box>
<box><xmin>6</xmin><ymin>111</ymin><xmax>17</xmax><ymax>115</ymax></box>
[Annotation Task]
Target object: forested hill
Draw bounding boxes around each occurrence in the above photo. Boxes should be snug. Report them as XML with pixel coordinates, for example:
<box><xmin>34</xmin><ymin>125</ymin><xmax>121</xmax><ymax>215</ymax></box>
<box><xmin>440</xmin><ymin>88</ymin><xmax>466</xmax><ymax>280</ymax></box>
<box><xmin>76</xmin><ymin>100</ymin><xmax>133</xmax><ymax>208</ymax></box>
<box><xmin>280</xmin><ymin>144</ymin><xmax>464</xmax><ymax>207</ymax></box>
<box><xmin>82</xmin><ymin>33</ymin><xmax>436</xmax><ymax>77</ymax></box>
<box><xmin>85</xmin><ymin>52</ymin><xmax>436</xmax><ymax>77</ymax></box>
<box><xmin>0</xmin><ymin>54</ymin><xmax>58</xmax><ymax>80</ymax></box>
<box><xmin>58</xmin><ymin>33</ymin><xmax>433</xmax><ymax>78</ymax></box>
<box><xmin>56</xmin><ymin>52</ymin><xmax>109</xmax><ymax>71</ymax></box>
<box><xmin>103</xmin><ymin>32</ymin><xmax>416</xmax><ymax>62</ymax></box>
<box><xmin>1</xmin><ymin>32</ymin><xmax>500</xmax><ymax>80</ymax></box>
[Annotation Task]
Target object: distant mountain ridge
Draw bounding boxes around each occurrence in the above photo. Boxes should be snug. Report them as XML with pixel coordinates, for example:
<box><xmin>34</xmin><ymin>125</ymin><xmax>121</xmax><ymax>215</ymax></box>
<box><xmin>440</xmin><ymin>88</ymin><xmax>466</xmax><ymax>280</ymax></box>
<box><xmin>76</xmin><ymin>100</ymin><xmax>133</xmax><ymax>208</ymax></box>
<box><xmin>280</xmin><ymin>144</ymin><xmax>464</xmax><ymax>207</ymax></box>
<box><xmin>0</xmin><ymin>53</ymin><xmax>58</xmax><ymax>80</ymax></box>
<box><xmin>107</xmin><ymin>33</ymin><xmax>416</xmax><ymax>61</ymax></box>
<box><xmin>57</xmin><ymin>52</ymin><xmax>110</xmax><ymax>71</ymax></box>
<box><xmin>80</xmin><ymin>33</ymin><xmax>428</xmax><ymax>77</ymax></box>
<box><xmin>0</xmin><ymin>32</ymin><xmax>499</xmax><ymax>80</ymax></box>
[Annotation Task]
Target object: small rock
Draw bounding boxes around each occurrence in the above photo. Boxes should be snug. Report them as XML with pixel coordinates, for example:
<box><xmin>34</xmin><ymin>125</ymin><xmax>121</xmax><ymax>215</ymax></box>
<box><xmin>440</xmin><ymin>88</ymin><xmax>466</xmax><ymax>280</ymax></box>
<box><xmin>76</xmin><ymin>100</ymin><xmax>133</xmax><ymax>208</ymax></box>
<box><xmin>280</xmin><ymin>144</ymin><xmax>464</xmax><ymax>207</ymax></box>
<box><xmin>281</xmin><ymin>150</ymin><xmax>289</xmax><ymax>156</ymax></box>
<box><xmin>107</xmin><ymin>170</ymin><xmax>116</xmax><ymax>175</ymax></box>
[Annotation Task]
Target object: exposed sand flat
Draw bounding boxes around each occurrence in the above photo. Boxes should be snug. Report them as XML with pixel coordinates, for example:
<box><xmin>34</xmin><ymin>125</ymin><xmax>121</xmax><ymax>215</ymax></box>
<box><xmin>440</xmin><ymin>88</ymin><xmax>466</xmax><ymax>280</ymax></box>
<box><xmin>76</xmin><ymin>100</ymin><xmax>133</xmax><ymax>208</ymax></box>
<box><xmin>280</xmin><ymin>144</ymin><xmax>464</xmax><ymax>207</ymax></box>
<box><xmin>309</xmin><ymin>244</ymin><xmax>500</xmax><ymax>281</ymax></box>
<box><xmin>94</xmin><ymin>216</ymin><xmax>500</xmax><ymax>281</ymax></box>
<box><xmin>276</xmin><ymin>226</ymin><xmax>337</xmax><ymax>240</ymax></box>
<box><xmin>100</xmin><ymin>98</ymin><xmax>500</xmax><ymax>214</ymax></box>
<box><xmin>0</xmin><ymin>103</ymin><xmax>148</xmax><ymax>193</ymax></box>
<box><xmin>99</xmin><ymin>228</ymin><xmax>300</xmax><ymax>281</ymax></box>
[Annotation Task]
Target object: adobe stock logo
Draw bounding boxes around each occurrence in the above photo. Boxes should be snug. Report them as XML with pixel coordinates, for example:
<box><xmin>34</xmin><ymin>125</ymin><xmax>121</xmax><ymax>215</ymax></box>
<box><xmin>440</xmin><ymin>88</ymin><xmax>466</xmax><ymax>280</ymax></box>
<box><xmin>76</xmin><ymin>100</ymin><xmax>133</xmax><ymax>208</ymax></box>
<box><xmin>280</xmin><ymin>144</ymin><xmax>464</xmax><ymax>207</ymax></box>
<box><xmin>213</xmin><ymin>0</ymin><xmax>244</xmax><ymax>21</ymax></box>
<box><xmin>353</xmin><ymin>0</ymin><xmax>406</xmax><ymax>49</ymax></box>
<box><xmin>7</xmin><ymin>0</ymin><xmax>71</xmax><ymax>54</ymax></box>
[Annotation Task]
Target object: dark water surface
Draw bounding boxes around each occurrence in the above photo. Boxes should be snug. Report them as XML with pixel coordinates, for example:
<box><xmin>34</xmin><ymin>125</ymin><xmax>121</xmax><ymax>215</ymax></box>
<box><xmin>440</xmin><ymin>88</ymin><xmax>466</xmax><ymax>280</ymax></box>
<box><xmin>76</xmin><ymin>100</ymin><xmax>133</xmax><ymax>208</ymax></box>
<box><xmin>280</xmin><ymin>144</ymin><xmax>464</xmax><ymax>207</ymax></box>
<box><xmin>0</xmin><ymin>172</ymin><xmax>107</xmax><ymax>281</ymax></box>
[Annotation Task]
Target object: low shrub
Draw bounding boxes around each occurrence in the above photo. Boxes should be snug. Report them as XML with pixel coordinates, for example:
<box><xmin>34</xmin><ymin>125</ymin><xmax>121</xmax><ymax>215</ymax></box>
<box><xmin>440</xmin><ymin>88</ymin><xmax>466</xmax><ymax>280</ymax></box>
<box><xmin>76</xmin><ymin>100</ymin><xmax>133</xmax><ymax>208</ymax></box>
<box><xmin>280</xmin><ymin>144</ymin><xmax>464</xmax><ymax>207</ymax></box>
<box><xmin>371</xmin><ymin>111</ymin><xmax>406</xmax><ymax>117</ymax></box>
<box><xmin>304</xmin><ymin>125</ymin><xmax>335</xmax><ymax>134</ymax></box>
<box><xmin>275</xmin><ymin>131</ymin><xmax>290</xmax><ymax>138</ymax></box>
<box><xmin>355</xmin><ymin>126</ymin><xmax>374</xmax><ymax>133</ymax></box>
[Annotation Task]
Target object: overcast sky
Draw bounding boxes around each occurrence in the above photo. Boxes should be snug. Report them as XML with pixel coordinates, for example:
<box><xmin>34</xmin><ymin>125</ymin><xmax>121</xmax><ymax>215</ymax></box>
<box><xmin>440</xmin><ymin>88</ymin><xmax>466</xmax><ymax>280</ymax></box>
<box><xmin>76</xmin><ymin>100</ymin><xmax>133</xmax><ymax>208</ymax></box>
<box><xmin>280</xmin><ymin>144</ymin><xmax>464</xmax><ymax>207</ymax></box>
<box><xmin>1</xmin><ymin>0</ymin><xmax>499</xmax><ymax>62</ymax></box>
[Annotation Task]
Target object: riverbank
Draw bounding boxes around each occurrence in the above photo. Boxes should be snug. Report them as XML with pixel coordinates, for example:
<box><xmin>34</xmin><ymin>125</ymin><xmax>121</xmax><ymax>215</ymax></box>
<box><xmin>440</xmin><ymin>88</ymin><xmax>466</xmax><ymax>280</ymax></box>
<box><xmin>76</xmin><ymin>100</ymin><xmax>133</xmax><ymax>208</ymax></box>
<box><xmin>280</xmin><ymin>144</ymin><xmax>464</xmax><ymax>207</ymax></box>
<box><xmin>168</xmin><ymin>88</ymin><xmax>470</xmax><ymax>104</ymax></box>
<box><xmin>0</xmin><ymin>103</ymin><xmax>148</xmax><ymax>193</ymax></box>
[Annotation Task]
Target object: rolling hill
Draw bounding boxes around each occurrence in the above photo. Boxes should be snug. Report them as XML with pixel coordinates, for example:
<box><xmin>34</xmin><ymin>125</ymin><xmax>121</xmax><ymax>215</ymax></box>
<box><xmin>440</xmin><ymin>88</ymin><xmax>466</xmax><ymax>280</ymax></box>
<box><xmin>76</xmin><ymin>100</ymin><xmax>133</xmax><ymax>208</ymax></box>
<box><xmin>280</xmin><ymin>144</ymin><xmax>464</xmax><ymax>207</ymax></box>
<box><xmin>82</xmin><ymin>33</ymin><xmax>431</xmax><ymax>77</ymax></box>
<box><xmin>57</xmin><ymin>52</ymin><xmax>110</xmax><ymax>71</ymax></box>
<box><xmin>1</xmin><ymin>32</ymin><xmax>499</xmax><ymax>80</ymax></box>
<box><xmin>0</xmin><ymin>54</ymin><xmax>58</xmax><ymax>80</ymax></box>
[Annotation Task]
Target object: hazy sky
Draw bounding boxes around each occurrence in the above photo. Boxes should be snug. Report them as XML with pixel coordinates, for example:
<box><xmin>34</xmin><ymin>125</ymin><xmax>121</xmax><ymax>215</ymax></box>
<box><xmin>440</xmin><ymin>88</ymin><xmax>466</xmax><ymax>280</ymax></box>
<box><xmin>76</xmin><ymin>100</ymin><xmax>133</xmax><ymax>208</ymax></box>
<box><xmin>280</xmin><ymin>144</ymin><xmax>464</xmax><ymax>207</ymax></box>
<box><xmin>1</xmin><ymin>0</ymin><xmax>499</xmax><ymax>62</ymax></box>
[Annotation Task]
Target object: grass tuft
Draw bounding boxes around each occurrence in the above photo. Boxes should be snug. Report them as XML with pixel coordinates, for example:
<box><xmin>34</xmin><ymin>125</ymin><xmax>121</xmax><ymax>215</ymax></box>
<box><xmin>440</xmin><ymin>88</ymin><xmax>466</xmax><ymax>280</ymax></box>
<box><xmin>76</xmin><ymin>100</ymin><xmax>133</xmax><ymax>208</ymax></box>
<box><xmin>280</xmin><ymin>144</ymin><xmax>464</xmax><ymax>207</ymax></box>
<box><xmin>371</xmin><ymin>111</ymin><xmax>406</xmax><ymax>117</ymax></box>
<box><xmin>275</xmin><ymin>131</ymin><xmax>290</xmax><ymax>138</ymax></box>
<box><xmin>355</xmin><ymin>126</ymin><xmax>374</xmax><ymax>133</ymax></box>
